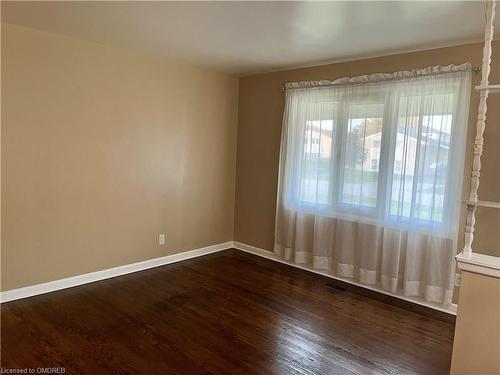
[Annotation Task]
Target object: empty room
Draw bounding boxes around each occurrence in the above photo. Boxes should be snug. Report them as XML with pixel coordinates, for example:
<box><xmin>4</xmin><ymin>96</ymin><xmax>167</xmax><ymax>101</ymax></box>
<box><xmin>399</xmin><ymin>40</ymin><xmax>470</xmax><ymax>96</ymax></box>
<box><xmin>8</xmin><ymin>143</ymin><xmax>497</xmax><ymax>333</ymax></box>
<box><xmin>1</xmin><ymin>1</ymin><xmax>499</xmax><ymax>374</ymax></box>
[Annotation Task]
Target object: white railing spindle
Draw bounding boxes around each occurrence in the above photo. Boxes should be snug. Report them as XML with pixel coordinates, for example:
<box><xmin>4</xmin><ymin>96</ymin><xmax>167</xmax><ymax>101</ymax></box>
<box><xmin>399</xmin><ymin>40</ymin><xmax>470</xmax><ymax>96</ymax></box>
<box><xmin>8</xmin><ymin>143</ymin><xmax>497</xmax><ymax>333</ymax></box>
<box><xmin>463</xmin><ymin>0</ymin><xmax>496</xmax><ymax>256</ymax></box>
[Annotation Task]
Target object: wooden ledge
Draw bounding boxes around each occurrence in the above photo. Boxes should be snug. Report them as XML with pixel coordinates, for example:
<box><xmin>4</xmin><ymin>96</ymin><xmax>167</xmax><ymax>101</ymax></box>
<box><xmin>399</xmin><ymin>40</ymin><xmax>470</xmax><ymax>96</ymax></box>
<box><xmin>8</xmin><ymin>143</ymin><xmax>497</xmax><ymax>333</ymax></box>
<box><xmin>456</xmin><ymin>251</ymin><xmax>500</xmax><ymax>278</ymax></box>
<box><xmin>475</xmin><ymin>84</ymin><xmax>500</xmax><ymax>94</ymax></box>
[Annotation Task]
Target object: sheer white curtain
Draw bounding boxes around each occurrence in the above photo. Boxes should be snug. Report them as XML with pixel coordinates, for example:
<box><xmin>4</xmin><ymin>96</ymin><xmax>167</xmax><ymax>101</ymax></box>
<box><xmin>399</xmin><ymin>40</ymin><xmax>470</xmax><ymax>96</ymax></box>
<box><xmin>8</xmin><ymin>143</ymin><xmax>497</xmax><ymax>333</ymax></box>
<box><xmin>275</xmin><ymin>64</ymin><xmax>471</xmax><ymax>305</ymax></box>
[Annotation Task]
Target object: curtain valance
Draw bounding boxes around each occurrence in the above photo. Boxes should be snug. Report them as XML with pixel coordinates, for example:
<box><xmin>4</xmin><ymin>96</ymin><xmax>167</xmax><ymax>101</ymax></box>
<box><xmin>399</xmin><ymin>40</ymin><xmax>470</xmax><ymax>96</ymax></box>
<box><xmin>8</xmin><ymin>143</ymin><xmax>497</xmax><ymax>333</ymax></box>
<box><xmin>284</xmin><ymin>63</ymin><xmax>472</xmax><ymax>90</ymax></box>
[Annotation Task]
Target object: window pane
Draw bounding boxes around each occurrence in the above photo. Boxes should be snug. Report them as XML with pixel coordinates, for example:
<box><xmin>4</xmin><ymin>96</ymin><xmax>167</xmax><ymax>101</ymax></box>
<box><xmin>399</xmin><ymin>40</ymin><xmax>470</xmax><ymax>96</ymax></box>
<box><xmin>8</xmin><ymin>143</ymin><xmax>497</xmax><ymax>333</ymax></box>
<box><xmin>390</xmin><ymin>96</ymin><xmax>420</xmax><ymax>218</ymax></box>
<box><xmin>341</xmin><ymin>103</ymin><xmax>384</xmax><ymax>208</ymax></box>
<box><xmin>390</xmin><ymin>93</ymin><xmax>454</xmax><ymax>222</ymax></box>
<box><xmin>299</xmin><ymin>104</ymin><xmax>335</xmax><ymax>205</ymax></box>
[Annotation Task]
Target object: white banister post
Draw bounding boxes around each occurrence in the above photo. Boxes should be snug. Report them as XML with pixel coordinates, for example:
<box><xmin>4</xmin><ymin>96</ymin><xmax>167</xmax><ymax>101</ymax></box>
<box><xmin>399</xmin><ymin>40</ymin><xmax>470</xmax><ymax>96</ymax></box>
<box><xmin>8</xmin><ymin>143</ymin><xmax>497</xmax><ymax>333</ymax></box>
<box><xmin>463</xmin><ymin>0</ymin><xmax>496</xmax><ymax>256</ymax></box>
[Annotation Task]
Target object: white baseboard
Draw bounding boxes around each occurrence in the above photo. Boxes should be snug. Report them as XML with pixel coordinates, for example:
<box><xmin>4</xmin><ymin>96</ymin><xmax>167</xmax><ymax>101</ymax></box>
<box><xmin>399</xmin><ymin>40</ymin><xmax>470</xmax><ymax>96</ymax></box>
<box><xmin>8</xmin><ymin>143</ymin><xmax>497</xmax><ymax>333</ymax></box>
<box><xmin>233</xmin><ymin>241</ymin><xmax>458</xmax><ymax>316</ymax></box>
<box><xmin>1</xmin><ymin>240</ymin><xmax>459</xmax><ymax>315</ymax></box>
<box><xmin>0</xmin><ymin>241</ymin><xmax>233</xmax><ymax>303</ymax></box>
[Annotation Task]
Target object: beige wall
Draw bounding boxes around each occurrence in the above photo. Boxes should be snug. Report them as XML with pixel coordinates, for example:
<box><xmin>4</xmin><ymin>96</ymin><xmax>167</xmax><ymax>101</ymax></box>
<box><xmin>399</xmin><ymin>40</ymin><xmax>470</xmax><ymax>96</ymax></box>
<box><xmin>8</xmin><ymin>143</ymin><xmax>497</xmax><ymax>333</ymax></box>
<box><xmin>1</xmin><ymin>23</ymin><xmax>239</xmax><ymax>291</ymax></box>
<box><xmin>3</xmin><ymin>22</ymin><xmax>500</xmax><ymax>294</ymax></box>
<box><xmin>235</xmin><ymin>42</ymin><xmax>500</xmax><ymax>258</ymax></box>
<box><xmin>451</xmin><ymin>271</ymin><xmax>500</xmax><ymax>374</ymax></box>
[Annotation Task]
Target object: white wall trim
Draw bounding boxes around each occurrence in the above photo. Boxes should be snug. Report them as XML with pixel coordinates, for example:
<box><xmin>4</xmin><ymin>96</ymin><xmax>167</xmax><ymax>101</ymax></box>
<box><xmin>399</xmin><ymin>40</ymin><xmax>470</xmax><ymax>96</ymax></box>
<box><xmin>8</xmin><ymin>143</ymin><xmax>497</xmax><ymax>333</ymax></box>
<box><xmin>0</xmin><ymin>241</ymin><xmax>233</xmax><ymax>303</ymax></box>
<box><xmin>233</xmin><ymin>241</ymin><xmax>458</xmax><ymax>316</ymax></box>
<box><xmin>1</xmin><ymin>240</ymin><xmax>460</xmax><ymax>316</ymax></box>
<box><xmin>456</xmin><ymin>251</ymin><xmax>500</xmax><ymax>279</ymax></box>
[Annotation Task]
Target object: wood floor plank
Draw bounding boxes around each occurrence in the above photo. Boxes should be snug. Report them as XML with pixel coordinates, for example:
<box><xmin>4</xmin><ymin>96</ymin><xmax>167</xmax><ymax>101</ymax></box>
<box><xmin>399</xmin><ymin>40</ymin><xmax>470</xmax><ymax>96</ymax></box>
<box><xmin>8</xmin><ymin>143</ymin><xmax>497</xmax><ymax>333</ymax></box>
<box><xmin>1</xmin><ymin>249</ymin><xmax>454</xmax><ymax>374</ymax></box>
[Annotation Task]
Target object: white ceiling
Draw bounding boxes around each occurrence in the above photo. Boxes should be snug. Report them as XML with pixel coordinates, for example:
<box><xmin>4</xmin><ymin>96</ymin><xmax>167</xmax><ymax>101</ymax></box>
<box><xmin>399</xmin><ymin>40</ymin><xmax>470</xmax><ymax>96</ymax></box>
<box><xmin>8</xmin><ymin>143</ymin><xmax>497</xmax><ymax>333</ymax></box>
<box><xmin>2</xmin><ymin>1</ymin><xmax>496</xmax><ymax>75</ymax></box>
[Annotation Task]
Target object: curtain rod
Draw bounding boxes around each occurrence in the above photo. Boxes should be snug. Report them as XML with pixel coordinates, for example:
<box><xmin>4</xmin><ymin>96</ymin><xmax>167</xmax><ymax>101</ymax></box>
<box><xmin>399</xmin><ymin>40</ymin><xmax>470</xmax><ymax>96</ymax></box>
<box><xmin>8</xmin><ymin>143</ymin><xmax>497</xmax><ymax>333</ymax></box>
<box><xmin>282</xmin><ymin>65</ymin><xmax>481</xmax><ymax>91</ymax></box>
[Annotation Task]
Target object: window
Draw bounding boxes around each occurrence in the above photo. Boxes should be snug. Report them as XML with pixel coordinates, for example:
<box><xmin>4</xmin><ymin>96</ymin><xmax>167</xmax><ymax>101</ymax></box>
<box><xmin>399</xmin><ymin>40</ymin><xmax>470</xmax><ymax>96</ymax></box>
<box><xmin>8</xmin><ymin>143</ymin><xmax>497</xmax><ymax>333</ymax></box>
<box><xmin>341</xmin><ymin>103</ymin><xmax>384</xmax><ymax>208</ymax></box>
<box><xmin>389</xmin><ymin>95</ymin><xmax>454</xmax><ymax>223</ymax></box>
<box><xmin>297</xmin><ymin>101</ymin><xmax>336</xmax><ymax>205</ymax></box>
<box><xmin>281</xmin><ymin>67</ymin><xmax>470</xmax><ymax>236</ymax></box>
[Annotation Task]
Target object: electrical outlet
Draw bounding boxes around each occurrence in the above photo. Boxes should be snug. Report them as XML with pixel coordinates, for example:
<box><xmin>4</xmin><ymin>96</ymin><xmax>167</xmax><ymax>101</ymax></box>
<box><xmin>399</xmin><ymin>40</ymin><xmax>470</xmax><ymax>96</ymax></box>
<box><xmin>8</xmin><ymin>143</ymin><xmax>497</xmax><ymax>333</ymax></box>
<box><xmin>454</xmin><ymin>273</ymin><xmax>461</xmax><ymax>287</ymax></box>
<box><xmin>159</xmin><ymin>234</ymin><xmax>166</xmax><ymax>245</ymax></box>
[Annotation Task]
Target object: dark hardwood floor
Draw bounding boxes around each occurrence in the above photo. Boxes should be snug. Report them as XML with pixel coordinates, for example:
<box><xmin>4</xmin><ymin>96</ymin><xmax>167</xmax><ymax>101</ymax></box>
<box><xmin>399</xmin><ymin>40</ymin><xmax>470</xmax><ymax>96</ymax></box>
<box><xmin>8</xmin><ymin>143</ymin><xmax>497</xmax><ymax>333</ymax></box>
<box><xmin>1</xmin><ymin>249</ymin><xmax>455</xmax><ymax>374</ymax></box>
